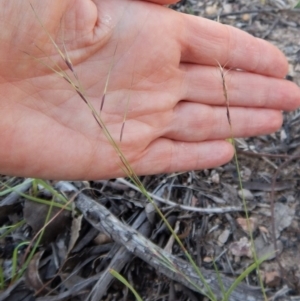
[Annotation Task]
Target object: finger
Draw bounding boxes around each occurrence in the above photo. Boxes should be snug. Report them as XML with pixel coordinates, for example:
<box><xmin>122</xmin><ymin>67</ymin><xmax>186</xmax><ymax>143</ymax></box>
<box><xmin>131</xmin><ymin>139</ymin><xmax>234</xmax><ymax>175</ymax></box>
<box><xmin>180</xmin><ymin>64</ymin><xmax>300</xmax><ymax>111</ymax></box>
<box><xmin>164</xmin><ymin>102</ymin><xmax>283</xmax><ymax>141</ymax></box>
<box><xmin>179</xmin><ymin>14</ymin><xmax>288</xmax><ymax>78</ymax></box>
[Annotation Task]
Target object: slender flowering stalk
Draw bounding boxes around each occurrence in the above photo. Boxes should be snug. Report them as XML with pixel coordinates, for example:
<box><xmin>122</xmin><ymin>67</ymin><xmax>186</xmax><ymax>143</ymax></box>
<box><xmin>216</xmin><ymin>61</ymin><xmax>268</xmax><ymax>301</ymax></box>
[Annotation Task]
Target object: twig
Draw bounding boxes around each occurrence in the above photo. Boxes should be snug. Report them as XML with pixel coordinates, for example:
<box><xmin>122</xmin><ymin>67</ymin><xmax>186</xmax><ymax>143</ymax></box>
<box><xmin>117</xmin><ymin>178</ymin><xmax>243</xmax><ymax>214</ymax></box>
<box><xmin>261</xmin><ymin>17</ymin><xmax>280</xmax><ymax>39</ymax></box>
<box><xmin>205</xmin><ymin>7</ymin><xmax>299</xmax><ymax>20</ymax></box>
<box><xmin>237</xmin><ymin>150</ymin><xmax>290</xmax><ymax>159</ymax></box>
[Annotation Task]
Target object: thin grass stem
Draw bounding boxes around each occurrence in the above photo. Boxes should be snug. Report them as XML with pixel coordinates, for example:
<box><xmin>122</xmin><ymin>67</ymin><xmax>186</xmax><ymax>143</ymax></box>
<box><xmin>217</xmin><ymin>62</ymin><xmax>267</xmax><ymax>300</ymax></box>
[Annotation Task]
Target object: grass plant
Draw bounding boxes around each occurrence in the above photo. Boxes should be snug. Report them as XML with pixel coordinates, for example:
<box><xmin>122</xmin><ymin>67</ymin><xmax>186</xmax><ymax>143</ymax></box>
<box><xmin>0</xmin><ymin>178</ymin><xmax>73</xmax><ymax>288</ymax></box>
<box><xmin>10</xmin><ymin>190</ymin><xmax>57</xmax><ymax>283</ymax></box>
<box><xmin>28</xmin><ymin>5</ymin><xmax>219</xmax><ymax>300</ymax></box>
<box><xmin>216</xmin><ymin>62</ymin><xmax>267</xmax><ymax>300</ymax></box>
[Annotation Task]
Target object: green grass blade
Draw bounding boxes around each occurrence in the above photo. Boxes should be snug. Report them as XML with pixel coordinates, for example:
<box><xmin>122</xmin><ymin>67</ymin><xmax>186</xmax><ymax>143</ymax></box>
<box><xmin>0</xmin><ymin>220</ymin><xmax>26</xmax><ymax>240</ymax></box>
<box><xmin>0</xmin><ymin>178</ymin><xmax>33</xmax><ymax>197</ymax></box>
<box><xmin>0</xmin><ymin>263</ymin><xmax>5</xmax><ymax>290</ymax></box>
<box><xmin>34</xmin><ymin>179</ymin><xmax>69</xmax><ymax>204</ymax></box>
<box><xmin>11</xmin><ymin>241</ymin><xmax>29</xmax><ymax>280</ymax></box>
<box><xmin>223</xmin><ymin>254</ymin><xmax>269</xmax><ymax>301</ymax></box>
<box><xmin>17</xmin><ymin>191</ymin><xmax>71</xmax><ymax>211</ymax></box>
<box><xmin>110</xmin><ymin>269</ymin><xmax>143</xmax><ymax>301</ymax></box>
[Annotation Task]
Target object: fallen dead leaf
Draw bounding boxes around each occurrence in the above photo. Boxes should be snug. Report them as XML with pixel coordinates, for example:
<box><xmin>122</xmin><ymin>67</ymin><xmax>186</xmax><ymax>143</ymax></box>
<box><xmin>23</xmin><ymin>200</ymin><xmax>71</xmax><ymax>243</ymax></box>
<box><xmin>203</xmin><ymin>257</ymin><xmax>213</xmax><ymax>263</ymax></box>
<box><xmin>229</xmin><ymin>237</ymin><xmax>252</xmax><ymax>258</ymax></box>
<box><xmin>261</xmin><ymin>270</ymin><xmax>281</xmax><ymax>288</ymax></box>
<box><xmin>25</xmin><ymin>250</ymin><xmax>48</xmax><ymax>294</ymax></box>
<box><xmin>218</xmin><ymin>229</ymin><xmax>231</xmax><ymax>245</ymax></box>
<box><xmin>254</xmin><ymin>235</ymin><xmax>283</xmax><ymax>260</ymax></box>
<box><xmin>238</xmin><ymin>189</ymin><xmax>254</xmax><ymax>201</ymax></box>
<box><xmin>94</xmin><ymin>233</ymin><xmax>113</xmax><ymax>245</ymax></box>
<box><xmin>236</xmin><ymin>217</ymin><xmax>258</xmax><ymax>234</ymax></box>
<box><xmin>274</xmin><ymin>203</ymin><xmax>295</xmax><ymax>238</ymax></box>
<box><xmin>67</xmin><ymin>213</ymin><xmax>82</xmax><ymax>254</ymax></box>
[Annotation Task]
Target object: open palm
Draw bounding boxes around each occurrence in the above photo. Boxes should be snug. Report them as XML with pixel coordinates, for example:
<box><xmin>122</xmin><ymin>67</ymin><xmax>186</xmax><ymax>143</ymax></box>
<box><xmin>0</xmin><ymin>0</ymin><xmax>299</xmax><ymax>180</ymax></box>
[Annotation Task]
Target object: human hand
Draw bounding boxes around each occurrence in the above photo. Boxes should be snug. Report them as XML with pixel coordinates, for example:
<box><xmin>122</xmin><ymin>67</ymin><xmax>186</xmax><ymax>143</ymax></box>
<box><xmin>0</xmin><ymin>0</ymin><xmax>299</xmax><ymax>180</ymax></box>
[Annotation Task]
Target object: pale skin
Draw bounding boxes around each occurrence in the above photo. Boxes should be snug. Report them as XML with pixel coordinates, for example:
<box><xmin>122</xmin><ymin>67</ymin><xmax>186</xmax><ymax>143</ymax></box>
<box><xmin>0</xmin><ymin>0</ymin><xmax>300</xmax><ymax>180</ymax></box>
